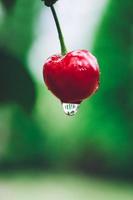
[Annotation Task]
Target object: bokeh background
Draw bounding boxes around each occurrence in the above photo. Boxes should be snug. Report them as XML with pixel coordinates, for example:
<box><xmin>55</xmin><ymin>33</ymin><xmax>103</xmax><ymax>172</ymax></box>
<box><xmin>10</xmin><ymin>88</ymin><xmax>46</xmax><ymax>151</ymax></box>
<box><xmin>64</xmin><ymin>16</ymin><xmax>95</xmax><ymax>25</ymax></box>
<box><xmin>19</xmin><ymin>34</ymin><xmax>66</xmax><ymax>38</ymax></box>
<box><xmin>0</xmin><ymin>0</ymin><xmax>133</xmax><ymax>199</ymax></box>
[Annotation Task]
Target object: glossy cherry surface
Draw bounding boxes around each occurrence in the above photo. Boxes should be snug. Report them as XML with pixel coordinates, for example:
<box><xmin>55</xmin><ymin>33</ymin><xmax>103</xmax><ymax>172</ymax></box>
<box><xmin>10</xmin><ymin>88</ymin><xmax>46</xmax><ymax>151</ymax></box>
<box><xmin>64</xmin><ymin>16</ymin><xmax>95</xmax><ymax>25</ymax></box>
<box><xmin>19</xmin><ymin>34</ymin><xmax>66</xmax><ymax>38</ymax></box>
<box><xmin>43</xmin><ymin>50</ymin><xmax>100</xmax><ymax>103</ymax></box>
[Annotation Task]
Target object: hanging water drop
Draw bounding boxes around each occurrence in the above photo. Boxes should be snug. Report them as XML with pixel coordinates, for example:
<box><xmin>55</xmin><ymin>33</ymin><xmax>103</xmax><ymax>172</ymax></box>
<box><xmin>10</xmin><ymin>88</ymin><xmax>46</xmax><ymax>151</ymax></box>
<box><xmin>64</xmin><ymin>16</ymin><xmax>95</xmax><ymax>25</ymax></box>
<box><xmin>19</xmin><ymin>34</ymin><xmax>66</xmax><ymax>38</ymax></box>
<box><xmin>62</xmin><ymin>103</ymin><xmax>80</xmax><ymax>116</ymax></box>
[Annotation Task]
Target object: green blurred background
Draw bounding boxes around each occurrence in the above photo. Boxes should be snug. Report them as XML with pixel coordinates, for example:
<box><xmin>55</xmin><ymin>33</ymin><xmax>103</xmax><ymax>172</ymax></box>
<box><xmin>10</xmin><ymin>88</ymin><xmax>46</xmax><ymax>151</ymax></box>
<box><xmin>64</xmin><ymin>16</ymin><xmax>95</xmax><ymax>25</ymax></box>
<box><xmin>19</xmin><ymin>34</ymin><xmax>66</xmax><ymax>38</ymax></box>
<box><xmin>0</xmin><ymin>0</ymin><xmax>133</xmax><ymax>199</ymax></box>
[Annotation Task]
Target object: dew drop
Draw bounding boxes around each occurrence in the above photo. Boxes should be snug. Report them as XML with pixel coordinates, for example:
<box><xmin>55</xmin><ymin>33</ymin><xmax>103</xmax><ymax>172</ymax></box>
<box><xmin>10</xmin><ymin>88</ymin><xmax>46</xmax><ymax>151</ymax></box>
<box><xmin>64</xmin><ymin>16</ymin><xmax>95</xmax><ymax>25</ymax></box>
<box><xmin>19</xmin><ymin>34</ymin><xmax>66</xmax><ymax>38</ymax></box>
<box><xmin>62</xmin><ymin>103</ymin><xmax>80</xmax><ymax>116</ymax></box>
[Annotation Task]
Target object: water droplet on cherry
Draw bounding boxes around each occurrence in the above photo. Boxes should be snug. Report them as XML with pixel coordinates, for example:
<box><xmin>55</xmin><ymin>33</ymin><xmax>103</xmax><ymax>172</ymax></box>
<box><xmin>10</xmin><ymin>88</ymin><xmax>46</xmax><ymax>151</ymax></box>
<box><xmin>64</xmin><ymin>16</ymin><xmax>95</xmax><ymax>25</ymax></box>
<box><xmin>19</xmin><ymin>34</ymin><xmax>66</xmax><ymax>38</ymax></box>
<box><xmin>62</xmin><ymin>103</ymin><xmax>80</xmax><ymax>116</ymax></box>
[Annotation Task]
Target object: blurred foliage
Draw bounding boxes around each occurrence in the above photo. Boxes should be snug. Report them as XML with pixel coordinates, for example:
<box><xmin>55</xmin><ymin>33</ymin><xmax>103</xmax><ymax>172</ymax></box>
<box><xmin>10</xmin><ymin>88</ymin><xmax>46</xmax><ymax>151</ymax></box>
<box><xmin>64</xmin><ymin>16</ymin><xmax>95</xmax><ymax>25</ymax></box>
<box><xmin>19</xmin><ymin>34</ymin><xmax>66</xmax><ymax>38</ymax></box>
<box><xmin>7</xmin><ymin>107</ymin><xmax>47</xmax><ymax>168</ymax></box>
<box><xmin>1</xmin><ymin>0</ymin><xmax>16</xmax><ymax>10</ymax></box>
<box><xmin>0</xmin><ymin>0</ymin><xmax>41</xmax><ymax>111</ymax></box>
<box><xmin>0</xmin><ymin>0</ymin><xmax>43</xmax><ymax>167</ymax></box>
<box><xmin>75</xmin><ymin>0</ymin><xmax>133</xmax><ymax>177</ymax></box>
<box><xmin>0</xmin><ymin>106</ymin><xmax>49</xmax><ymax>169</ymax></box>
<box><xmin>0</xmin><ymin>49</ymin><xmax>36</xmax><ymax>112</ymax></box>
<box><xmin>0</xmin><ymin>0</ymin><xmax>40</xmax><ymax>59</ymax></box>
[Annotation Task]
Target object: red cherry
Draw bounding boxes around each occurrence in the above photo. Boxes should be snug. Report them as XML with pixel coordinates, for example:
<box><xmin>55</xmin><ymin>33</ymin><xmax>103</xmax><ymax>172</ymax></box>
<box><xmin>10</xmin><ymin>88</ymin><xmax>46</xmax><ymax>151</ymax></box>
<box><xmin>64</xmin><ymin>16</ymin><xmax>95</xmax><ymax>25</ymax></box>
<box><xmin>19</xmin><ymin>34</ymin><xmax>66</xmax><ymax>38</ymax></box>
<box><xmin>43</xmin><ymin>50</ymin><xmax>100</xmax><ymax>104</ymax></box>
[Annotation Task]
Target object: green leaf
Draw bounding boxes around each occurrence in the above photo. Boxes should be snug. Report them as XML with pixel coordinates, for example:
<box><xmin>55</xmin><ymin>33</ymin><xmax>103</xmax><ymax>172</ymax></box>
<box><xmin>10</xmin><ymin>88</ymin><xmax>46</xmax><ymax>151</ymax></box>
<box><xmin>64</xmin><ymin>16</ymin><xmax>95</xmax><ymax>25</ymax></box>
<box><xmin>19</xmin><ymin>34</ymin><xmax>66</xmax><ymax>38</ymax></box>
<box><xmin>1</xmin><ymin>0</ymin><xmax>16</xmax><ymax>10</ymax></box>
<box><xmin>0</xmin><ymin>49</ymin><xmax>36</xmax><ymax>112</ymax></box>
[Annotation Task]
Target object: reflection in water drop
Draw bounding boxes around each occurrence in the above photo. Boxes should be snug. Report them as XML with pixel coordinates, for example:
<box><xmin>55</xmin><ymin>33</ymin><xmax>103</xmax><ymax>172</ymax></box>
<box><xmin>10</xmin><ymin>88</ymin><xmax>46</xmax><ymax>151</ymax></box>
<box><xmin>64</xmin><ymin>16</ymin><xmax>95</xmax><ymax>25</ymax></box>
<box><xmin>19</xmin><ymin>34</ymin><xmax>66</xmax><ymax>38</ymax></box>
<box><xmin>62</xmin><ymin>103</ymin><xmax>80</xmax><ymax>116</ymax></box>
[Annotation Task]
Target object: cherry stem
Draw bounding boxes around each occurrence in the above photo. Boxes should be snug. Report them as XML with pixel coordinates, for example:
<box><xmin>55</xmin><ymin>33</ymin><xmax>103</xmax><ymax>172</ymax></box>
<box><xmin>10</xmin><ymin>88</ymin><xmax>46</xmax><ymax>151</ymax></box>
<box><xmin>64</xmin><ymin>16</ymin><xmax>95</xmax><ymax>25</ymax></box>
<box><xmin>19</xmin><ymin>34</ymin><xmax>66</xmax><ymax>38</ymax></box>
<box><xmin>50</xmin><ymin>5</ymin><xmax>67</xmax><ymax>55</ymax></box>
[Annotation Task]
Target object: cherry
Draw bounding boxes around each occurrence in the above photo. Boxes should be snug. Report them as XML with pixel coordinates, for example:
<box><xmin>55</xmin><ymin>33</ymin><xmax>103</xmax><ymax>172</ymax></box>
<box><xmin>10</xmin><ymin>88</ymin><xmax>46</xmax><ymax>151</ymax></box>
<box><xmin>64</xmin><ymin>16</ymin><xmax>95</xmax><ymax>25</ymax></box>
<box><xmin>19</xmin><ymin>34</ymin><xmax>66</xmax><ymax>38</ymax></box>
<box><xmin>43</xmin><ymin>50</ymin><xmax>99</xmax><ymax>104</ymax></box>
<box><xmin>42</xmin><ymin>1</ymin><xmax>100</xmax><ymax>115</ymax></box>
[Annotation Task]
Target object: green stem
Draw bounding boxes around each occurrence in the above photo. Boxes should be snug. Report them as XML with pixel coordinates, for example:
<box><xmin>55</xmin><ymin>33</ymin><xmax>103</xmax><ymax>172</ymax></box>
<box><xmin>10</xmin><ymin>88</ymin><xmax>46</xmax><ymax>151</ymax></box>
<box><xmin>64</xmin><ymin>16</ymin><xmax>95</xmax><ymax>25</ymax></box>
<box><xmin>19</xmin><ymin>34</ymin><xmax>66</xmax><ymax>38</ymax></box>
<box><xmin>50</xmin><ymin>5</ymin><xmax>67</xmax><ymax>55</ymax></box>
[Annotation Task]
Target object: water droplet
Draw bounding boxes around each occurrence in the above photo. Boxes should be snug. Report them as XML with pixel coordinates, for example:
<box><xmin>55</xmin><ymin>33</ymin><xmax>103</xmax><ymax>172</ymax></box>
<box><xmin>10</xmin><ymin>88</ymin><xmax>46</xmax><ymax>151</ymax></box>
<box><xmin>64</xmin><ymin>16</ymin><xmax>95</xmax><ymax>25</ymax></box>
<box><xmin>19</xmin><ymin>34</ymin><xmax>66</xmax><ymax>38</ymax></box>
<box><xmin>62</xmin><ymin>103</ymin><xmax>80</xmax><ymax>116</ymax></box>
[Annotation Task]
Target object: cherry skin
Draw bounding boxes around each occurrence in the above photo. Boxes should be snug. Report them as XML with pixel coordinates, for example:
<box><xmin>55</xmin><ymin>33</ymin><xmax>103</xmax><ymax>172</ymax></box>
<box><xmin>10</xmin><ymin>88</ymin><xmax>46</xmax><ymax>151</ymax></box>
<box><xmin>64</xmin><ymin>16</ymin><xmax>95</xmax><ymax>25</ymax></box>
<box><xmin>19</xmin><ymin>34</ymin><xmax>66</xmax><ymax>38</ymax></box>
<box><xmin>43</xmin><ymin>50</ymin><xmax>100</xmax><ymax>104</ymax></box>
